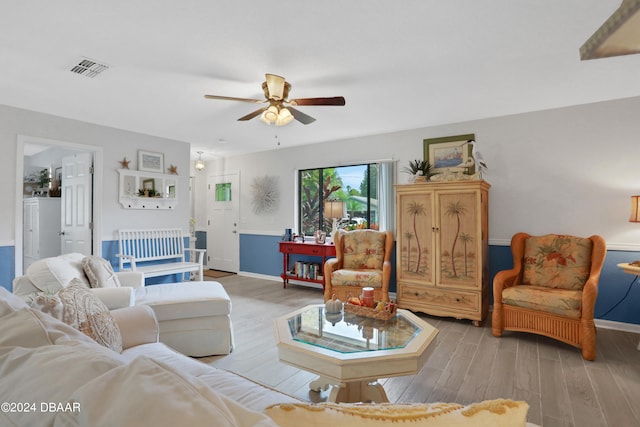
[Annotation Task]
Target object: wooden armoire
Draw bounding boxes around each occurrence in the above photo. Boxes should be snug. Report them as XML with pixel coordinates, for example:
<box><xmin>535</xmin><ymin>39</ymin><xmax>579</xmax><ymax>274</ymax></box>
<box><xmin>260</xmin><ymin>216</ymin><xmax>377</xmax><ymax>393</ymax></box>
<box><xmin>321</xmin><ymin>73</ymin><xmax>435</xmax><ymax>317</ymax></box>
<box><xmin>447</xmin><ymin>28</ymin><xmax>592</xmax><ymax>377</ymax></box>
<box><xmin>395</xmin><ymin>180</ymin><xmax>490</xmax><ymax>326</ymax></box>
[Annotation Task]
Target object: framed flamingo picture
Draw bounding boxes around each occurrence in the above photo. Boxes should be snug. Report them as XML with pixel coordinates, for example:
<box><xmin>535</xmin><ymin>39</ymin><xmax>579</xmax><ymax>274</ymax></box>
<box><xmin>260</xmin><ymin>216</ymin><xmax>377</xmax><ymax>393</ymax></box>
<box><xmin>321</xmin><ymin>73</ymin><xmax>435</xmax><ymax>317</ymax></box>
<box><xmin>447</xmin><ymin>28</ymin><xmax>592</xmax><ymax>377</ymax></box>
<box><xmin>423</xmin><ymin>133</ymin><xmax>475</xmax><ymax>176</ymax></box>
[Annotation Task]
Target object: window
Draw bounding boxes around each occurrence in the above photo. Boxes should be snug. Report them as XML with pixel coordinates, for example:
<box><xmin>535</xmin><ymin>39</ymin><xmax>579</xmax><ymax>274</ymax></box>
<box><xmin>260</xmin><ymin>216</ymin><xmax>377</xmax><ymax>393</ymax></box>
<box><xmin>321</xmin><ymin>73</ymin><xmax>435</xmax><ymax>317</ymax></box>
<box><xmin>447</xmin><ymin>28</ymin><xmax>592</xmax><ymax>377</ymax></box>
<box><xmin>298</xmin><ymin>163</ymin><xmax>382</xmax><ymax>236</ymax></box>
<box><xmin>215</xmin><ymin>183</ymin><xmax>231</xmax><ymax>201</ymax></box>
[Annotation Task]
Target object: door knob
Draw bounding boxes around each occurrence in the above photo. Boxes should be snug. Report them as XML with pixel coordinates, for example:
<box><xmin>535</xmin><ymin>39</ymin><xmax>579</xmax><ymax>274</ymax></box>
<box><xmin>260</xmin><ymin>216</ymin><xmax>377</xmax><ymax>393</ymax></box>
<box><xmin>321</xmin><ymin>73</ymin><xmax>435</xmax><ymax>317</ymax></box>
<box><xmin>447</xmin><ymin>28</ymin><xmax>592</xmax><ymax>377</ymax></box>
<box><xmin>58</xmin><ymin>231</ymin><xmax>65</xmax><ymax>236</ymax></box>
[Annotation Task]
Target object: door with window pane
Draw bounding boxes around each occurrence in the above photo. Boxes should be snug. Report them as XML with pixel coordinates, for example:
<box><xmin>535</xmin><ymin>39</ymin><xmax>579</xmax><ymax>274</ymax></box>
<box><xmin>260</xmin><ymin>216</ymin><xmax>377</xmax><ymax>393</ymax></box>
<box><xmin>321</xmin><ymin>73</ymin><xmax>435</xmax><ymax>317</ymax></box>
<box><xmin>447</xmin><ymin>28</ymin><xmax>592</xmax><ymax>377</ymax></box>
<box><xmin>207</xmin><ymin>173</ymin><xmax>239</xmax><ymax>272</ymax></box>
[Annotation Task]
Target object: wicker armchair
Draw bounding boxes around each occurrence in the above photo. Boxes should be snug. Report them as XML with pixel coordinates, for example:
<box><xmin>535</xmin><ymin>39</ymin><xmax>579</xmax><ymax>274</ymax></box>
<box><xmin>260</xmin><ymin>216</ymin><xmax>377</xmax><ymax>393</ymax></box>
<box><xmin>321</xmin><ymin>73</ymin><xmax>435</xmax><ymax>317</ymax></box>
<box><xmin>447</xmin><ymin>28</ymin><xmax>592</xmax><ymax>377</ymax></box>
<box><xmin>492</xmin><ymin>232</ymin><xmax>606</xmax><ymax>361</ymax></box>
<box><xmin>323</xmin><ymin>229</ymin><xmax>394</xmax><ymax>303</ymax></box>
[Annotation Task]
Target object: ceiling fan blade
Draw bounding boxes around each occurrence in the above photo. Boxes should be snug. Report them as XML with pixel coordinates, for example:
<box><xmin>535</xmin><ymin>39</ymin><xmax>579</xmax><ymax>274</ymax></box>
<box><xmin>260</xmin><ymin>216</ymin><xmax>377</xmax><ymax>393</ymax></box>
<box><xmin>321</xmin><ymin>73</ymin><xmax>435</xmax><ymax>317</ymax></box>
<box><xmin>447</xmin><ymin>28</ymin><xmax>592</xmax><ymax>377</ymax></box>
<box><xmin>287</xmin><ymin>107</ymin><xmax>316</xmax><ymax>125</ymax></box>
<box><xmin>237</xmin><ymin>107</ymin><xmax>267</xmax><ymax>121</ymax></box>
<box><xmin>289</xmin><ymin>96</ymin><xmax>346</xmax><ymax>106</ymax></box>
<box><xmin>265</xmin><ymin>74</ymin><xmax>286</xmax><ymax>100</ymax></box>
<box><xmin>204</xmin><ymin>94</ymin><xmax>265</xmax><ymax>104</ymax></box>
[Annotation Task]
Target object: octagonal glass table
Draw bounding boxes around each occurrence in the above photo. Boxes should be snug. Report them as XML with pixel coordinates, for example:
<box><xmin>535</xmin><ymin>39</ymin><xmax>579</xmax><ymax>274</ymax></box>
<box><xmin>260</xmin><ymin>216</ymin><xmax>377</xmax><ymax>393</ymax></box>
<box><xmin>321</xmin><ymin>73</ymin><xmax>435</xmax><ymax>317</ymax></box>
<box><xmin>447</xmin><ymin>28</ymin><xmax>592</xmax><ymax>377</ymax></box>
<box><xmin>274</xmin><ymin>304</ymin><xmax>438</xmax><ymax>403</ymax></box>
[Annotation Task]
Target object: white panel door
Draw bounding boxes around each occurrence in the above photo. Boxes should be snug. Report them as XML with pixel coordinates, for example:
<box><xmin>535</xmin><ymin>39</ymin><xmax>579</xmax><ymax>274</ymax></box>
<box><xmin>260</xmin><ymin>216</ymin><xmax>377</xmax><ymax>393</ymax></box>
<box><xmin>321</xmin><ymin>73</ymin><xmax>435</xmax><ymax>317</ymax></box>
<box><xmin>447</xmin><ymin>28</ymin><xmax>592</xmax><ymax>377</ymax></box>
<box><xmin>207</xmin><ymin>173</ymin><xmax>239</xmax><ymax>272</ymax></box>
<box><xmin>61</xmin><ymin>152</ymin><xmax>93</xmax><ymax>255</ymax></box>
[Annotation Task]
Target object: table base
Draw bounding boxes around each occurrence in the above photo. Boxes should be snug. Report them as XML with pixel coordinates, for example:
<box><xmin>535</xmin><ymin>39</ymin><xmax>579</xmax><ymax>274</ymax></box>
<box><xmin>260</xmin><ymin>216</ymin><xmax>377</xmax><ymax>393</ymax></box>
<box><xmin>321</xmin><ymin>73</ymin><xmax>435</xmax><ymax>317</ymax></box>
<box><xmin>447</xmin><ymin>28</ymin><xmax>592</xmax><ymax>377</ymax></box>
<box><xmin>309</xmin><ymin>376</ymin><xmax>389</xmax><ymax>403</ymax></box>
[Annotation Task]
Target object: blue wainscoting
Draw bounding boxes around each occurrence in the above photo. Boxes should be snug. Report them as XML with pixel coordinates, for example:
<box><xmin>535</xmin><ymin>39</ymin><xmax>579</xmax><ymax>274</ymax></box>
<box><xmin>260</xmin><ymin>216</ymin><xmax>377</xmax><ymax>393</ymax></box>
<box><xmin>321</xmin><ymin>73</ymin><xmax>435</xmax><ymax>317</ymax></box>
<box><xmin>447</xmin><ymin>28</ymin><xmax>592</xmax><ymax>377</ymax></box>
<box><xmin>1</xmin><ymin>235</ymin><xmax>638</xmax><ymax>326</ymax></box>
<box><xmin>594</xmin><ymin>250</ymin><xmax>640</xmax><ymax>323</ymax></box>
<box><xmin>195</xmin><ymin>231</ymin><xmax>206</xmax><ymax>250</ymax></box>
<box><xmin>239</xmin><ymin>233</ymin><xmax>640</xmax><ymax>326</ymax></box>
<box><xmin>239</xmin><ymin>234</ymin><xmax>283</xmax><ymax>277</ymax></box>
<box><xmin>0</xmin><ymin>245</ymin><xmax>15</xmax><ymax>291</ymax></box>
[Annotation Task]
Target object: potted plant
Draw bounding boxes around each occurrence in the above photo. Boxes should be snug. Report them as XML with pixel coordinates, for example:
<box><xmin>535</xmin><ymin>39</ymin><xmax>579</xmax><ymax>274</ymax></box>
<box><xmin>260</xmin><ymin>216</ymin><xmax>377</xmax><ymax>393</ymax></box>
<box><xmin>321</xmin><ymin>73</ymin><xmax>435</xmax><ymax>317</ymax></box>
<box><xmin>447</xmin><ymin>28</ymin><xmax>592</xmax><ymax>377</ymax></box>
<box><xmin>402</xmin><ymin>159</ymin><xmax>438</xmax><ymax>182</ymax></box>
<box><xmin>138</xmin><ymin>188</ymin><xmax>157</xmax><ymax>197</ymax></box>
<box><xmin>37</xmin><ymin>168</ymin><xmax>51</xmax><ymax>189</ymax></box>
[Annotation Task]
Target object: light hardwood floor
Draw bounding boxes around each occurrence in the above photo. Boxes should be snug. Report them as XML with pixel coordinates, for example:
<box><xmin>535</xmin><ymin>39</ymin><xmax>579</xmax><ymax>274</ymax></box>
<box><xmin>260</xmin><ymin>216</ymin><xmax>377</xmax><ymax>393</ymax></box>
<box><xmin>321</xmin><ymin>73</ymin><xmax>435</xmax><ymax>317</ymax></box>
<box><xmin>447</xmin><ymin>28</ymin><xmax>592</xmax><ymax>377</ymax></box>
<box><xmin>200</xmin><ymin>275</ymin><xmax>640</xmax><ymax>427</ymax></box>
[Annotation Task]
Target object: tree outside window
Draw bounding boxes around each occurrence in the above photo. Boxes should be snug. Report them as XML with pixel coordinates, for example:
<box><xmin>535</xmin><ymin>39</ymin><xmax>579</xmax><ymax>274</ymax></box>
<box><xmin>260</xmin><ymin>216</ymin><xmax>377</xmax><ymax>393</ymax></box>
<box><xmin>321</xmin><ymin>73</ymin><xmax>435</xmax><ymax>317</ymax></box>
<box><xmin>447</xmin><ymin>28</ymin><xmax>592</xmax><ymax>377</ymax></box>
<box><xmin>298</xmin><ymin>164</ymin><xmax>379</xmax><ymax>236</ymax></box>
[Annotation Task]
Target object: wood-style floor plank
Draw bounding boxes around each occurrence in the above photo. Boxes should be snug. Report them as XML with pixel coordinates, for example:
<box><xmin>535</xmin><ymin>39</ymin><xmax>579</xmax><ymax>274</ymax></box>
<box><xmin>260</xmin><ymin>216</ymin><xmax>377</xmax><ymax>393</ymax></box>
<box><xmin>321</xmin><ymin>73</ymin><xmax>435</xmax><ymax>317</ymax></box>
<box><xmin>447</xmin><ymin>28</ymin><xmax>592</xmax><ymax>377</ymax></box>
<box><xmin>560</xmin><ymin>350</ymin><xmax>607</xmax><ymax>427</ymax></box>
<box><xmin>198</xmin><ymin>275</ymin><xmax>640</xmax><ymax>427</ymax></box>
<box><xmin>539</xmin><ymin>357</ymin><xmax>573</xmax><ymax>426</ymax></box>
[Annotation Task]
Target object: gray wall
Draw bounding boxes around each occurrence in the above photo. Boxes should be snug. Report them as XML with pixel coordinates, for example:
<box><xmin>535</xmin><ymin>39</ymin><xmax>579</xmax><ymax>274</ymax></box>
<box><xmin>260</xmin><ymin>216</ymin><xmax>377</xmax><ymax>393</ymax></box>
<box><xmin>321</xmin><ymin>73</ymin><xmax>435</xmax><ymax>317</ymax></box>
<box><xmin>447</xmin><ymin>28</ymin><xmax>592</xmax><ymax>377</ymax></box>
<box><xmin>198</xmin><ymin>95</ymin><xmax>640</xmax><ymax>251</ymax></box>
<box><xmin>0</xmin><ymin>104</ymin><xmax>192</xmax><ymax>248</ymax></box>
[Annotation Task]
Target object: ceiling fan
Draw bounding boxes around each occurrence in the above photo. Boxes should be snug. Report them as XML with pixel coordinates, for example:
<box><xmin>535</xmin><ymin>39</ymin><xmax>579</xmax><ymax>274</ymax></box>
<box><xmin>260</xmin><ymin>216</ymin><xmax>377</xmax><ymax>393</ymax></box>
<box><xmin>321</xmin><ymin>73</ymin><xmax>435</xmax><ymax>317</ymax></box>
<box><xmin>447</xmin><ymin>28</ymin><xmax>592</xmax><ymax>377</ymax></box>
<box><xmin>204</xmin><ymin>74</ymin><xmax>345</xmax><ymax>126</ymax></box>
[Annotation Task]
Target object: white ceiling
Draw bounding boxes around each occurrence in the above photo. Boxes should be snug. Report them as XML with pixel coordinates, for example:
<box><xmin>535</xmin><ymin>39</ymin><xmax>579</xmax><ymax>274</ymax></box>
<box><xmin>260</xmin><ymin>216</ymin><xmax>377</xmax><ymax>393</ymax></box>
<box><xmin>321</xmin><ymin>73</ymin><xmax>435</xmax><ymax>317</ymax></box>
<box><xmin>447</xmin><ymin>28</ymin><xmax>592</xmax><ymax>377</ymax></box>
<box><xmin>2</xmin><ymin>1</ymin><xmax>638</xmax><ymax>160</ymax></box>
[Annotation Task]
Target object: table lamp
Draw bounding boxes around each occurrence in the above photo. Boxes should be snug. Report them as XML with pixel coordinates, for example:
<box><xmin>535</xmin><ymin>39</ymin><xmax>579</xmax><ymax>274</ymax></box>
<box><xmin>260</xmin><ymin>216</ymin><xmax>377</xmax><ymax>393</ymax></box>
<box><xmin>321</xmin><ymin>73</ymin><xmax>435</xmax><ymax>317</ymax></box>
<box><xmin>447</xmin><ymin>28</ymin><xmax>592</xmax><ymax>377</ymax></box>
<box><xmin>323</xmin><ymin>200</ymin><xmax>345</xmax><ymax>238</ymax></box>
<box><xmin>630</xmin><ymin>195</ymin><xmax>640</xmax><ymax>222</ymax></box>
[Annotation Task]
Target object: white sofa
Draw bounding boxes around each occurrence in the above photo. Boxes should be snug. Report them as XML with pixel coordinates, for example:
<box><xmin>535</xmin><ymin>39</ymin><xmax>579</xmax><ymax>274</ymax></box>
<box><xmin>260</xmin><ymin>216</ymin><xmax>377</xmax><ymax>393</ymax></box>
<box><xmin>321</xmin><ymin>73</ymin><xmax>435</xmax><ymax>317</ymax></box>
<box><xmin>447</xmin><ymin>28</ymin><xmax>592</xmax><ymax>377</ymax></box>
<box><xmin>0</xmin><ymin>287</ymin><xmax>535</xmax><ymax>427</ymax></box>
<box><xmin>0</xmin><ymin>287</ymin><xmax>300</xmax><ymax>426</ymax></box>
<box><xmin>12</xmin><ymin>253</ymin><xmax>233</xmax><ymax>357</ymax></box>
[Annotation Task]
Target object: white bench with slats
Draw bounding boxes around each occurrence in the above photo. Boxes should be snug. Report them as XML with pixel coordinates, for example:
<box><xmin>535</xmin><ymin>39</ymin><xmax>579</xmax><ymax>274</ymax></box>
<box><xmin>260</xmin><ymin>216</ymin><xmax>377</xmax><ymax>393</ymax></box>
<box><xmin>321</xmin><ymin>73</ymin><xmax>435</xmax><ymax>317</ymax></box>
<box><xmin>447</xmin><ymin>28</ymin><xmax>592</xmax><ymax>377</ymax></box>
<box><xmin>117</xmin><ymin>228</ymin><xmax>206</xmax><ymax>282</ymax></box>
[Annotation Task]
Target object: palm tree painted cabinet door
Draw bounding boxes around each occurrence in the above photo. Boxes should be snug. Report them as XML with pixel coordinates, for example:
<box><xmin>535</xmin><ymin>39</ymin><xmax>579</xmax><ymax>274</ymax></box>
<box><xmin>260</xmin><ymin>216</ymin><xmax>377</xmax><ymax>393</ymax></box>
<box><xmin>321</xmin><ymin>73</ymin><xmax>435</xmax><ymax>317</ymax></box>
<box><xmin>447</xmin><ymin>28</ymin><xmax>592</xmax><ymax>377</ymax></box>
<box><xmin>395</xmin><ymin>180</ymin><xmax>490</xmax><ymax>326</ymax></box>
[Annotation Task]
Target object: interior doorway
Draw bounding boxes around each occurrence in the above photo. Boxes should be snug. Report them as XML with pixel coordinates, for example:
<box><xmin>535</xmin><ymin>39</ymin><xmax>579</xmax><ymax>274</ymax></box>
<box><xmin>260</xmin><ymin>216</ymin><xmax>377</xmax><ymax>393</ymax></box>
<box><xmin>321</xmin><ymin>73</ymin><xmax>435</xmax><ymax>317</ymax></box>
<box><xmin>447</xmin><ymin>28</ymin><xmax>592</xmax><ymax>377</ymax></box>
<box><xmin>15</xmin><ymin>135</ymin><xmax>103</xmax><ymax>276</ymax></box>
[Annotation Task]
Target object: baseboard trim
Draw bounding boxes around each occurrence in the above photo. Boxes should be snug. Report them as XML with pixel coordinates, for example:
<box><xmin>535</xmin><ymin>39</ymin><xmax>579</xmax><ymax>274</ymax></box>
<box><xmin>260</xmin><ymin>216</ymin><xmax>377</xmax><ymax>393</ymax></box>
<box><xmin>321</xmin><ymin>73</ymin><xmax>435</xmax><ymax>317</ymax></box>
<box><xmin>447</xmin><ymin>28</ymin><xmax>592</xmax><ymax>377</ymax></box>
<box><xmin>237</xmin><ymin>271</ymin><xmax>281</xmax><ymax>282</ymax></box>
<box><xmin>595</xmin><ymin>318</ymin><xmax>640</xmax><ymax>334</ymax></box>
<box><xmin>238</xmin><ymin>271</ymin><xmax>325</xmax><ymax>290</ymax></box>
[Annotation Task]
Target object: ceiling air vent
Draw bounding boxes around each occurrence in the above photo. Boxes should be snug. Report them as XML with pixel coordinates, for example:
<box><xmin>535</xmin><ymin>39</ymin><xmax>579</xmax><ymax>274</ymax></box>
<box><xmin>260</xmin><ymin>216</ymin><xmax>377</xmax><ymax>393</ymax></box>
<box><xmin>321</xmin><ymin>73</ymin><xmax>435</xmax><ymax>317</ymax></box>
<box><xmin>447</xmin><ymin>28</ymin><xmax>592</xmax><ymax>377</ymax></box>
<box><xmin>70</xmin><ymin>57</ymin><xmax>109</xmax><ymax>78</ymax></box>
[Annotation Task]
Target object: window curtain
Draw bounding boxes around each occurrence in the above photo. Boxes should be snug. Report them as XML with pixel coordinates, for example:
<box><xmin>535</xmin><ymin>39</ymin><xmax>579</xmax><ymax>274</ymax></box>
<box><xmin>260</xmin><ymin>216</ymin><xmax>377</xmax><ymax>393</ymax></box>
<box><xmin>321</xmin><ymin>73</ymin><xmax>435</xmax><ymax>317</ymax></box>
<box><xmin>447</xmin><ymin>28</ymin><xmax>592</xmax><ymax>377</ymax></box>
<box><xmin>377</xmin><ymin>160</ymin><xmax>396</xmax><ymax>232</ymax></box>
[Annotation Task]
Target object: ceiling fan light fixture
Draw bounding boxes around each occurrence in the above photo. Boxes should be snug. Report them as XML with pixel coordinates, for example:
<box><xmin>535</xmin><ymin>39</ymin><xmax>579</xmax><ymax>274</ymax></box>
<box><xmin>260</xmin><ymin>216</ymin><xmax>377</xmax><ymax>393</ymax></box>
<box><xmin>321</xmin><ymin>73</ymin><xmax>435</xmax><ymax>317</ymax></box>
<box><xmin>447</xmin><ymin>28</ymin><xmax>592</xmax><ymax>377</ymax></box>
<box><xmin>261</xmin><ymin>105</ymin><xmax>279</xmax><ymax>124</ymax></box>
<box><xmin>275</xmin><ymin>107</ymin><xmax>294</xmax><ymax>126</ymax></box>
<box><xmin>204</xmin><ymin>73</ymin><xmax>344</xmax><ymax>126</ymax></box>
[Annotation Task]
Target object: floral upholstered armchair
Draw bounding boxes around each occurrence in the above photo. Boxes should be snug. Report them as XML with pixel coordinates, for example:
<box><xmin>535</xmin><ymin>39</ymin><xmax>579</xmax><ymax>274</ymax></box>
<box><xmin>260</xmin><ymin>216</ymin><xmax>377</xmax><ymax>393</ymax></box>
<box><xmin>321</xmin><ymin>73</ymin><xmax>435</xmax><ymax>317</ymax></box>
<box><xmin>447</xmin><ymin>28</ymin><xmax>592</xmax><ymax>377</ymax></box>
<box><xmin>492</xmin><ymin>233</ymin><xmax>606</xmax><ymax>361</ymax></box>
<box><xmin>323</xmin><ymin>229</ymin><xmax>394</xmax><ymax>303</ymax></box>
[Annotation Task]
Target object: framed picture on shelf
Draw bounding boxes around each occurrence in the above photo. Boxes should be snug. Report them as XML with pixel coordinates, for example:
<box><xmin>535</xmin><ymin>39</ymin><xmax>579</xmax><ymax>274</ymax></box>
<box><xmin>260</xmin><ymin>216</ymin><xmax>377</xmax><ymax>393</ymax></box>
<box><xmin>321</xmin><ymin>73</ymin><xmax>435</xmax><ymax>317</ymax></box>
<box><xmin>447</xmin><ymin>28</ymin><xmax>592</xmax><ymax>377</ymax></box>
<box><xmin>423</xmin><ymin>133</ymin><xmax>475</xmax><ymax>175</ymax></box>
<box><xmin>168</xmin><ymin>185</ymin><xmax>175</xmax><ymax>198</ymax></box>
<box><xmin>314</xmin><ymin>230</ymin><xmax>327</xmax><ymax>244</ymax></box>
<box><xmin>138</xmin><ymin>150</ymin><xmax>164</xmax><ymax>173</ymax></box>
<box><xmin>142</xmin><ymin>178</ymin><xmax>155</xmax><ymax>191</ymax></box>
<box><xmin>23</xmin><ymin>182</ymin><xmax>36</xmax><ymax>196</ymax></box>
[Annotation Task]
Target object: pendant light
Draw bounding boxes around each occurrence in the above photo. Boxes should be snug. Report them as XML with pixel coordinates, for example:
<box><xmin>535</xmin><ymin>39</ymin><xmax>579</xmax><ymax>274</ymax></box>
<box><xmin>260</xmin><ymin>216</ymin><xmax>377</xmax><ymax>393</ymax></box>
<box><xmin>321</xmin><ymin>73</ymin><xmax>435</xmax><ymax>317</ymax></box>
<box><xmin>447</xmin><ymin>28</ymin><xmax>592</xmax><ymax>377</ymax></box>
<box><xmin>194</xmin><ymin>151</ymin><xmax>205</xmax><ymax>171</ymax></box>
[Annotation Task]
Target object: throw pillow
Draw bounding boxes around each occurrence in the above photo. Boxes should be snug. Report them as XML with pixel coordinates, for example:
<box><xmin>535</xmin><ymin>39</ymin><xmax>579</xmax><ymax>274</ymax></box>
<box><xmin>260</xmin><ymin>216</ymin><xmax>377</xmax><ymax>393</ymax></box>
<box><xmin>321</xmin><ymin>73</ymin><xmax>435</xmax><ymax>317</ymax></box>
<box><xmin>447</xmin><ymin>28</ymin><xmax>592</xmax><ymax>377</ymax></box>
<box><xmin>28</xmin><ymin>279</ymin><xmax>123</xmax><ymax>353</ymax></box>
<box><xmin>82</xmin><ymin>256</ymin><xmax>122</xmax><ymax>288</ymax></box>
<box><xmin>265</xmin><ymin>400</ymin><xmax>529</xmax><ymax>427</ymax></box>
<box><xmin>26</xmin><ymin>255</ymin><xmax>90</xmax><ymax>293</ymax></box>
<box><xmin>523</xmin><ymin>235</ymin><xmax>593</xmax><ymax>290</ymax></box>
<box><xmin>342</xmin><ymin>230</ymin><xmax>386</xmax><ymax>270</ymax></box>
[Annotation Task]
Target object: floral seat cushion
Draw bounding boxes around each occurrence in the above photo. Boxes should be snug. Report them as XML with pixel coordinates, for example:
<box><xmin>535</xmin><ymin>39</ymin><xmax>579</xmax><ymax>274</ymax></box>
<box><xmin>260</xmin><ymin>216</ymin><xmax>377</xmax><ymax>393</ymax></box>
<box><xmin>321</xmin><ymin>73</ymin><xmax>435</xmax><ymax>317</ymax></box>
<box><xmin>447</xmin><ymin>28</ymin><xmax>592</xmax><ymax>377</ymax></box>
<box><xmin>523</xmin><ymin>235</ymin><xmax>593</xmax><ymax>290</ymax></box>
<box><xmin>502</xmin><ymin>285</ymin><xmax>582</xmax><ymax>319</ymax></box>
<box><xmin>331</xmin><ymin>269</ymin><xmax>382</xmax><ymax>288</ymax></box>
<box><xmin>342</xmin><ymin>230</ymin><xmax>386</xmax><ymax>270</ymax></box>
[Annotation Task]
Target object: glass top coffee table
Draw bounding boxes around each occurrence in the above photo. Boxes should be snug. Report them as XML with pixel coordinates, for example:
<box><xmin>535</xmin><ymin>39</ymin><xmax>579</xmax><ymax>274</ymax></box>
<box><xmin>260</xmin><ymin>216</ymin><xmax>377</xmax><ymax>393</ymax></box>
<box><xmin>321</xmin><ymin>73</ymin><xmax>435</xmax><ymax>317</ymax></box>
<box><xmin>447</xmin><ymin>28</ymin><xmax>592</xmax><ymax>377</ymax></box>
<box><xmin>274</xmin><ymin>304</ymin><xmax>438</xmax><ymax>403</ymax></box>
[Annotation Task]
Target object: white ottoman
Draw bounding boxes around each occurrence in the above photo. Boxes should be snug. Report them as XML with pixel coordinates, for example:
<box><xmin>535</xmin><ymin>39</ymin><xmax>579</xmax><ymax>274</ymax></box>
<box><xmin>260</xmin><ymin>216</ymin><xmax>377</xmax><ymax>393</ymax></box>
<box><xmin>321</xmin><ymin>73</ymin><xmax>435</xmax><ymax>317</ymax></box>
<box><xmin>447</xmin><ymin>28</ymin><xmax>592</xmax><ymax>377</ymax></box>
<box><xmin>134</xmin><ymin>281</ymin><xmax>233</xmax><ymax>357</ymax></box>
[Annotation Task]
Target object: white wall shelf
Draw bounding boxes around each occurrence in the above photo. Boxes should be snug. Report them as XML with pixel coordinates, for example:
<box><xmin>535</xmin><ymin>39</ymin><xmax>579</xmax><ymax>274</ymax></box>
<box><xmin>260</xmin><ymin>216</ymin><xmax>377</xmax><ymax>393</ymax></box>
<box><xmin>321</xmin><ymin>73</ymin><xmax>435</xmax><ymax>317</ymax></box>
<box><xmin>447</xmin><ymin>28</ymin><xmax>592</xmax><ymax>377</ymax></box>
<box><xmin>118</xmin><ymin>169</ymin><xmax>178</xmax><ymax>210</ymax></box>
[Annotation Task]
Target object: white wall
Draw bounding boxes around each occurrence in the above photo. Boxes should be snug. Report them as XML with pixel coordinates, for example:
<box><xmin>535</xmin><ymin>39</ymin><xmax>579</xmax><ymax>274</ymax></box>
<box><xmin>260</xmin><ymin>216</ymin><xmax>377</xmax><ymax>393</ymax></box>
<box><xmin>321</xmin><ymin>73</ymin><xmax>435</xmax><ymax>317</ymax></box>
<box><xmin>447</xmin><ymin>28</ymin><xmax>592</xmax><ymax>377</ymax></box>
<box><xmin>0</xmin><ymin>104</ymin><xmax>192</xmax><ymax>245</ymax></box>
<box><xmin>197</xmin><ymin>95</ymin><xmax>640</xmax><ymax>249</ymax></box>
